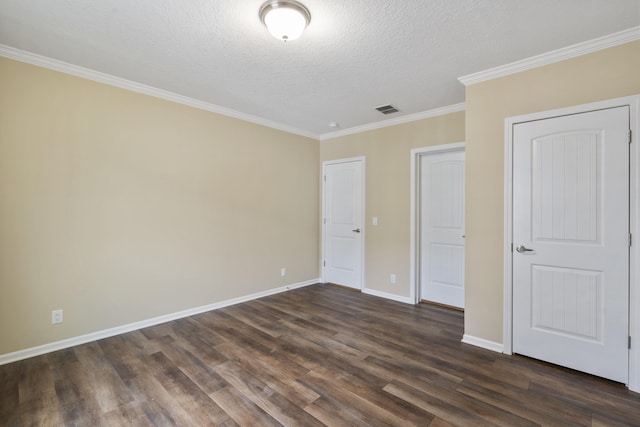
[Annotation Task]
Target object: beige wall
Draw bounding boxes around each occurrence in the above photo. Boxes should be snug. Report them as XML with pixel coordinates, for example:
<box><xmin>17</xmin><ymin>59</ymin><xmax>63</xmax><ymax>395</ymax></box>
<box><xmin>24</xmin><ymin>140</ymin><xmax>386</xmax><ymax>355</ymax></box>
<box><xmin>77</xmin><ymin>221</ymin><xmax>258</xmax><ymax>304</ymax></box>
<box><xmin>3</xmin><ymin>40</ymin><xmax>635</xmax><ymax>358</ymax></box>
<box><xmin>465</xmin><ymin>41</ymin><xmax>640</xmax><ymax>343</ymax></box>
<box><xmin>320</xmin><ymin>113</ymin><xmax>465</xmax><ymax>297</ymax></box>
<box><xmin>0</xmin><ymin>58</ymin><xmax>320</xmax><ymax>355</ymax></box>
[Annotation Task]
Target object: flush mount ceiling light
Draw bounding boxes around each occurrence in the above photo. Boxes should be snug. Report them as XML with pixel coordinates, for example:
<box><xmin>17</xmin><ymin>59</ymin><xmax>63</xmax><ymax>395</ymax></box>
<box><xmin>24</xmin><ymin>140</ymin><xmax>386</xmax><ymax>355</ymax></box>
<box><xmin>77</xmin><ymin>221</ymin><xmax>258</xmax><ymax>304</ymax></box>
<box><xmin>259</xmin><ymin>0</ymin><xmax>311</xmax><ymax>42</ymax></box>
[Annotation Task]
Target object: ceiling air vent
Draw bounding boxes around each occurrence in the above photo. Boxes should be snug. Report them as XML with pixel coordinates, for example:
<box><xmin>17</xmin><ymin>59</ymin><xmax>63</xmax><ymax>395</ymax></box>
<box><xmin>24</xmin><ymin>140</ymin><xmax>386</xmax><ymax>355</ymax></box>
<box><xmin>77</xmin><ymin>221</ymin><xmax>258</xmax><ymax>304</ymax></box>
<box><xmin>375</xmin><ymin>104</ymin><xmax>400</xmax><ymax>115</ymax></box>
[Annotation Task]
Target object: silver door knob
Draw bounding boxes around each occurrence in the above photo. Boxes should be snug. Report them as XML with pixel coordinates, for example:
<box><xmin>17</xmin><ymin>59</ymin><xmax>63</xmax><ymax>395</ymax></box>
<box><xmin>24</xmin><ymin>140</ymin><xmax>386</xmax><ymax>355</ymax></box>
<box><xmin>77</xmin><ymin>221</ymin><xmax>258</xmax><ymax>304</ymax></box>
<box><xmin>516</xmin><ymin>245</ymin><xmax>534</xmax><ymax>253</ymax></box>
<box><xmin>352</xmin><ymin>228</ymin><xmax>361</xmax><ymax>233</ymax></box>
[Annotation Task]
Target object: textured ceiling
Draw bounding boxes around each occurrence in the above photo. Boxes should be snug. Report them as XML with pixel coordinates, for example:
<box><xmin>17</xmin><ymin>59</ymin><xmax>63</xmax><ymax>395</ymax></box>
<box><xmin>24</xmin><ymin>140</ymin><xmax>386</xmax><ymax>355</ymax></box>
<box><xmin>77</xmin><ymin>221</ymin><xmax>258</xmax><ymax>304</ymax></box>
<box><xmin>0</xmin><ymin>0</ymin><xmax>638</xmax><ymax>138</ymax></box>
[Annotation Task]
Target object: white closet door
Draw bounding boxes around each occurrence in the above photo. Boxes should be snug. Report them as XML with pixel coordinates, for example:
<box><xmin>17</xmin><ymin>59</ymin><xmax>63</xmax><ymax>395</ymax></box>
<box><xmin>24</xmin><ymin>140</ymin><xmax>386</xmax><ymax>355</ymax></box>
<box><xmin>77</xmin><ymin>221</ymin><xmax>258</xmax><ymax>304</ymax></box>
<box><xmin>420</xmin><ymin>150</ymin><xmax>465</xmax><ymax>308</ymax></box>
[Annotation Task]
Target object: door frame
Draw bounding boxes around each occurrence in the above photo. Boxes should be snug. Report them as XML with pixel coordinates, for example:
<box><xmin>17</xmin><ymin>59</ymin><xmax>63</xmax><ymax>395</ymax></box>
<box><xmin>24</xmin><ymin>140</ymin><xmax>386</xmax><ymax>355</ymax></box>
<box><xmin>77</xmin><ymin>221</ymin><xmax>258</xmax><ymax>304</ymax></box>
<box><xmin>321</xmin><ymin>156</ymin><xmax>366</xmax><ymax>290</ymax></box>
<box><xmin>503</xmin><ymin>95</ymin><xmax>640</xmax><ymax>391</ymax></box>
<box><xmin>410</xmin><ymin>142</ymin><xmax>465</xmax><ymax>304</ymax></box>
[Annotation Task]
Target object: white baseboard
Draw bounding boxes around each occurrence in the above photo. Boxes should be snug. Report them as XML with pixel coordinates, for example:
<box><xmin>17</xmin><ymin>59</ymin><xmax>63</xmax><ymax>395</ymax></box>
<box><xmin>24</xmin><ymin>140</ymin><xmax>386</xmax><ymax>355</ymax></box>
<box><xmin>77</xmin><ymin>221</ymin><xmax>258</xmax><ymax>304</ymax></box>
<box><xmin>0</xmin><ymin>278</ymin><xmax>320</xmax><ymax>366</ymax></box>
<box><xmin>361</xmin><ymin>287</ymin><xmax>414</xmax><ymax>305</ymax></box>
<box><xmin>461</xmin><ymin>334</ymin><xmax>504</xmax><ymax>353</ymax></box>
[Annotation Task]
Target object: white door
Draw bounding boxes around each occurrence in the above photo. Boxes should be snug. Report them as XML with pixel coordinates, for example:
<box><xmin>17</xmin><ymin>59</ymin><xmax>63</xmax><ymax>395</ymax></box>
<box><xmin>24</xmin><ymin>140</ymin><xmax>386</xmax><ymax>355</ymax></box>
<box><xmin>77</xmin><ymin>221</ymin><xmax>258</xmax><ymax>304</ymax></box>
<box><xmin>323</xmin><ymin>159</ymin><xmax>364</xmax><ymax>289</ymax></box>
<box><xmin>420</xmin><ymin>150</ymin><xmax>465</xmax><ymax>308</ymax></box>
<box><xmin>513</xmin><ymin>107</ymin><xmax>629</xmax><ymax>383</ymax></box>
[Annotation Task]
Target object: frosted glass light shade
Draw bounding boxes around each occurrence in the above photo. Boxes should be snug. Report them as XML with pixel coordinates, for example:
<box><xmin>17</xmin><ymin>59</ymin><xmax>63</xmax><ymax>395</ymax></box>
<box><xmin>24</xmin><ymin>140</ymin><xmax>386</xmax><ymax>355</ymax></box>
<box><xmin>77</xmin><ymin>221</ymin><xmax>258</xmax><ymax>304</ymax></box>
<box><xmin>260</xmin><ymin>1</ymin><xmax>311</xmax><ymax>42</ymax></box>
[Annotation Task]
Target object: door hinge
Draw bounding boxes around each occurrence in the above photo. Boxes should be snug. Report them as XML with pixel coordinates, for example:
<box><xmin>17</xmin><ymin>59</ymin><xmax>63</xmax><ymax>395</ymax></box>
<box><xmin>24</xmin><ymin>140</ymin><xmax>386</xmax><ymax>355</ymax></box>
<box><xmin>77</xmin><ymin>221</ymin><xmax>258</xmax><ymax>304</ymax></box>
<box><xmin>510</xmin><ymin>243</ymin><xmax>513</xmax><ymax>252</ymax></box>
<box><xmin>323</xmin><ymin>218</ymin><xmax>326</xmax><ymax>224</ymax></box>
<box><xmin>324</xmin><ymin>175</ymin><xmax>326</xmax><ymax>182</ymax></box>
<box><xmin>629</xmin><ymin>336</ymin><xmax>632</xmax><ymax>349</ymax></box>
<box><xmin>630</xmin><ymin>233</ymin><xmax>633</xmax><ymax>248</ymax></box>
<box><xmin>323</xmin><ymin>260</ymin><xmax>326</xmax><ymax>267</ymax></box>
<box><xmin>630</xmin><ymin>129</ymin><xmax>633</xmax><ymax>144</ymax></box>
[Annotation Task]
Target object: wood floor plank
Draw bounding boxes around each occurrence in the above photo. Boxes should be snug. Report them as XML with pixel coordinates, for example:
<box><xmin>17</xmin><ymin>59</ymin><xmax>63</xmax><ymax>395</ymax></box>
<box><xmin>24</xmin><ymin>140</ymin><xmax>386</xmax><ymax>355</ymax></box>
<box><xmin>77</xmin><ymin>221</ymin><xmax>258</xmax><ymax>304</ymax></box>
<box><xmin>97</xmin><ymin>335</ymin><xmax>142</xmax><ymax>383</ymax></box>
<box><xmin>193</xmin><ymin>309</ymin><xmax>280</xmax><ymax>354</ymax></box>
<box><xmin>330</xmin><ymin>331</ymin><xmax>406</xmax><ymax>360</ymax></box>
<box><xmin>222</xmin><ymin>303</ymin><xmax>290</xmax><ymax>338</ymax></box>
<box><xmin>393</xmin><ymin>378</ymin><xmax>537</xmax><ymax>427</ymax></box>
<box><xmin>2</xmin><ymin>283</ymin><xmax>640</xmax><ymax>425</ymax></box>
<box><xmin>0</xmin><ymin>360</ymin><xmax>20</xmax><ymax>425</ymax></box>
<box><xmin>49</xmin><ymin>354</ymin><xmax>106</xmax><ymax>426</ymax></box>
<box><xmin>214</xmin><ymin>340</ymin><xmax>320</xmax><ymax>408</ymax></box>
<box><xmin>495</xmin><ymin>355</ymin><xmax>640</xmax><ymax>410</ymax></box>
<box><xmin>528</xmin><ymin>380</ymin><xmax>640</xmax><ymax>422</ymax></box>
<box><xmin>304</xmin><ymin>396</ymin><xmax>381</xmax><ymax>427</ymax></box>
<box><xmin>118</xmin><ymin>329</ymin><xmax>162</xmax><ymax>357</ymax></box>
<box><xmin>309</xmin><ymin>312</ymin><xmax>414</xmax><ymax>356</ymax></box>
<box><xmin>215</xmin><ymin>337</ymin><xmax>311</xmax><ymax>381</ymax></box>
<box><xmin>144</xmin><ymin>351</ymin><xmax>235</xmax><ymax>426</ymax></box>
<box><xmin>210</xmin><ymin>386</ymin><xmax>282</xmax><ymax>427</ymax></box>
<box><xmin>73</xmin><ymin>342</ymin><xmax>135</xmax><ymax>413</ymax></box>
<box><xmin>428</xmin><ymin>417</ymin><xmax>458</xmax><ymax>427</ymax></box>
<box><xmin>458</xmin><ymin>367</ymin><xmax>591</xmax><ymax>423</ymax></box>
<box><xmin>164</xmin><ymin>317</ymin><xmax>229</xmax><ymax>365</ymax></box>
<box><xmin>455</xmin><ymin>380</ymin><xmax>587</xmax><ymax>426</ymax></box>
<box><xmin>151</xmin><ymin>334</ymin><xmax>229</xmax><ymax>395</ymax></box>
<box><xmin>363</xmin><ymin>354</ymin><xmax>463</xmax><ymax>390</ymax></box>
<box><xmin>109</xmin><ymin>350</ymin><xmax>198</xmax><ymax>426</ymax></box>
<box><xmin>17</xmin><ymin>355</ymin><xmax>56</xmax><ymax>405</ymax></box>
<box><xmin>17</xmin><ymin>390</ymin><xmax>65</xmax><ymax>427</ymax></box>
<box><xmin>57</xmin><ymin>398</ymin><xmax>103</xmax><ymax>427</ymax></box>
<box><xmin>101</xmin><ymin>401</ymin><xmax>154</xmax><ymax>427</ymax></box>
<box><xmin>300</xmin><ymin>369</ymin><xmax>427</xmax><ymax>426</ymax></box>
<box><xmin>591</xmin><ymin>412</ymin><xmax>640</xmax><ymax>427</ymax></box>
<box><xmin>403</xmin><ymin>348</ymin><xmax>531</xmax><ymax>390</ymax></box>
<box><xmin>309</xmin><ymin>364</ymin><xmax>437</xmax><ymax>426</ymax></box>
<box><xmin>383</xmin><ymin>380</ymin><xmax>501</xmax><ymax>427</ymax></box>
<box><xmin>214</xmin><ymin>360</ymin><xmax>325</xmax><ymax>427</ymax></box>
<box><xmin>138</xmin><ymin>398</ymin><xmax>185</xmax><ymax>427</ymax></box>
<box><xmin>17</xmin><ymin>355</ymin><xmax>66</xmax><ymax>426</ymax></box>
<box><xmin>283</xmin><ymin>323</ymin><xmax>368</xmax><ymax>361</ymax></box>
<box><xmin>51</xmin><ymin>361</ymin><xmax>99</xmax><ymax>410</ymax></box>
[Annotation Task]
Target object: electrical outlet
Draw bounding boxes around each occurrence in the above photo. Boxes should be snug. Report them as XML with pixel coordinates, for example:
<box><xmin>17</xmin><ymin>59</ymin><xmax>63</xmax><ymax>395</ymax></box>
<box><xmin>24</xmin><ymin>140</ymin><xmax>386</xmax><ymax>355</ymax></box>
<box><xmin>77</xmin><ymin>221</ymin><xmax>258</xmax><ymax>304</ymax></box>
<box><xmin>372</xmin><ymin>217</ymin><xmax>378</xmax><ymax>226</ymax></box>
<box><xmin>281</xmin><ymin>267</ymin><xmax>286</xmax><ymax>277</ymax></box>
<box><xmin>390</xmin><ymin>274</ymin><xmax>396</xmax><ymax>284</ymax></box>
<box><xmin>52</xmin><ymin>309</ymin><xmax>63</xmax><ymax>324</ymax></box>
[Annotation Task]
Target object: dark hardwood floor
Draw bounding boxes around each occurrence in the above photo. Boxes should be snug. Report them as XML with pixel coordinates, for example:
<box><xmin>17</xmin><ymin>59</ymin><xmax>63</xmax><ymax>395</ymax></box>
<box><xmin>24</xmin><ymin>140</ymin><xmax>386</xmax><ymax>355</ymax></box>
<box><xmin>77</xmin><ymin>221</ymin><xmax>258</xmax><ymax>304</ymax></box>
<box><xmin>2</xmin><ymin>283</ymin><xmax>640</xmax><ymax>426</ymax></box>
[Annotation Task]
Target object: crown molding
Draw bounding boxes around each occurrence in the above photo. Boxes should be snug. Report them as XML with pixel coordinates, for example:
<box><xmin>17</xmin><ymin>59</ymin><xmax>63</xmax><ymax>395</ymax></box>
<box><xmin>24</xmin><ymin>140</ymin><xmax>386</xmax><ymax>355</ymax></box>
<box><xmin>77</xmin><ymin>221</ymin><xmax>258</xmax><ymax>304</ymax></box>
<box><xmin>0</xmin><ymin>44</ymin><xmax>319</xmax><ymax>140</ymax></box>
<box><xmin>459</xmin><ymin>26</ymin><xmax>640</xmax><ymax>86</ymax></box>
<box><xmin>0</xmin><ymin>44</ymin><xmax>463</xmax><ymax>142</ymax></box>
<box><xmin>319</xmin><ymin>102</ymin><xmax>465</xmax><ymax>141</ymax></box>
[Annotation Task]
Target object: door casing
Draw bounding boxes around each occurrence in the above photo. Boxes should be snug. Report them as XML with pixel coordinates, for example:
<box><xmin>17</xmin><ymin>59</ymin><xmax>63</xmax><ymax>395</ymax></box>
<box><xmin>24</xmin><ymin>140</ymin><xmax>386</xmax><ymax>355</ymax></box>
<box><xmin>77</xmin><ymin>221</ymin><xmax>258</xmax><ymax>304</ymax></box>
<box><xmin>503</xmin><ymin>95</ymin><xmax>640</xmax><ymax>392</ymax></box>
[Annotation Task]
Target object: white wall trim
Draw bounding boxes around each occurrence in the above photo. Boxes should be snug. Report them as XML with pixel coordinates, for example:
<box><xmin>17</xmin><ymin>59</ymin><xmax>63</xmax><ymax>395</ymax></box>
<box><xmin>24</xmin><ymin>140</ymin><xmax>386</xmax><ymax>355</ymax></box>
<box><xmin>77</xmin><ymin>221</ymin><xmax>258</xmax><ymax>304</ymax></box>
<box><xmin>459</xmin><ymin>26</ymin><xmax>640</xmax><ymax>86</ymax></box>
<box><xmin>0</xmin><ymin>44</ymin><xmax>466</xmax><ymax>143</ymax></box>
<box><xmin>503</xmin><ymin>95</ymin><xmax>640</xmax><ymax>392</ymax></box>
<box><xmin>321</xmin><ymin>157</ymin><xmax>366</xmax><ymax>290</ymax></box>
<box><xmin>0</xmin><ymin>44</ymin><xmax>318</xmax><ymax>140</ymax></box>
<box><xmin>0</xmin><ymin>278</ymin><xmax>320</xmax><ymax>366</ymax></box>
<box><xmin>319</xmin><ymin>103</ymin><xmax>465</xmax><ymax>141</ymax></box>
<box><xmin>629</xmin><ymin>96</ymin><xmax>640</xmax><ymax>393</ymax></box>
<box><xmin>410</xmin><ymin>142</ymin><xmax>466</xmax><ymax>304</ymax></box>
<box><xmin>503</xmin><ymin>116</ymin><xmax>515</xmax><ymax>357</ymax></box>
<box><xmin>462</xmin><ymin>334</ymin><xmax>504</xmax><ymax>353</ymax></box>
<box><xmin>361</xmin><ymin>287</ymin><xmax>413</xmax><ymax>305</ymax></box>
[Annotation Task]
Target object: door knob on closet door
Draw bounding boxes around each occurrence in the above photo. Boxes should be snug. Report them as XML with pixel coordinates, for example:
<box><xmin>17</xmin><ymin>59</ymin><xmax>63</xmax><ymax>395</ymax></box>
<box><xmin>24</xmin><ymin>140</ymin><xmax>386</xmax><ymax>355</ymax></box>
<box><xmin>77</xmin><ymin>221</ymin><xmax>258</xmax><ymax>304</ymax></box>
<box><xmin>516</xmin><ymin>245</ymin><xmax>534</xmax><ymax>253</ymax></box>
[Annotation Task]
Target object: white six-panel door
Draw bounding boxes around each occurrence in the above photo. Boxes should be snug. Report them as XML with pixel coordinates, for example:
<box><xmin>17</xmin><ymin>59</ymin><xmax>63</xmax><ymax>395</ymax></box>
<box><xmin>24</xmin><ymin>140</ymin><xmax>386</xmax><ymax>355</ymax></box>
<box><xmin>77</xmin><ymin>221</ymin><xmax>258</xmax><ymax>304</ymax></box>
<box><xmin>323</xmin><ymin>159</ymin><xmax>364</xmax><ymax>289</ymax></box>
<box><xmin>420</xmin><ymin>150</ymin><xmax>465</xmax><ymax>308</ymax></box>
<box><xmin>512</xmin><ymin>107</ymin><xmax>629</xmax><ymax>383</ymax></box>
